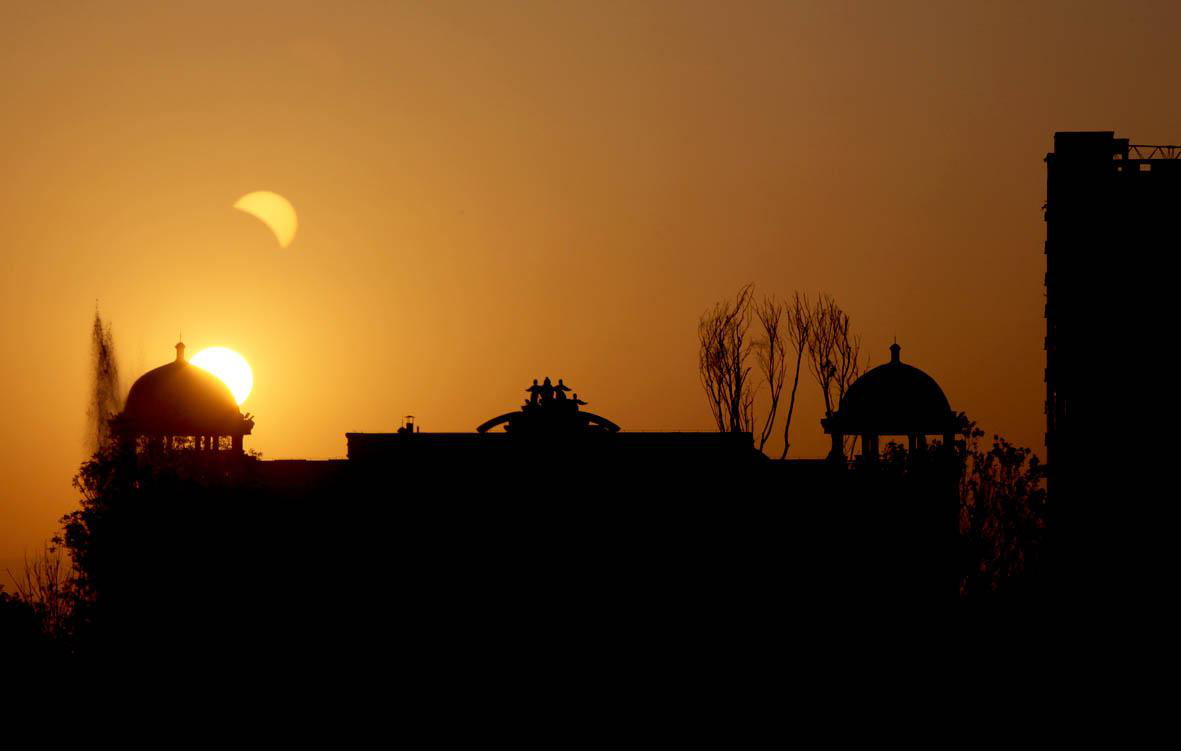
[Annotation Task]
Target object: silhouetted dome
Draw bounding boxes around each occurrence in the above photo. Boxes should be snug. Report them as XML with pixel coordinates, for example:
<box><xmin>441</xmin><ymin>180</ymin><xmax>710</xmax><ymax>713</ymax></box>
<box><xmin>121</xmin><ymin>342</ymin><xmax>243</xmax><ymax>436</ymax></box>
<box><xmin>828</xmin><ymin>343</ymin><xmax>958</xmax><ymax>435</ymax></box>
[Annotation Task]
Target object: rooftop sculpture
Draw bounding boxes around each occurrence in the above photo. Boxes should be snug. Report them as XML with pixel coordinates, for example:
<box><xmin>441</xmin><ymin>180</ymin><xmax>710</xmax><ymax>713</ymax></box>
<box><xmin>476</xmin><ymin>377</ymin><xmax>620</xmax><ymax>434</ymax></box>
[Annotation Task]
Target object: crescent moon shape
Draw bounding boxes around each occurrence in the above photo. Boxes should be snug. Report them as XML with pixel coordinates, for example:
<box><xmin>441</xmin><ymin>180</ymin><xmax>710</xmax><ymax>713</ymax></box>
<box><xmin>234</xmin><ymin>190</ymin><xmax>298</xmax><ymax>248</ymax></box>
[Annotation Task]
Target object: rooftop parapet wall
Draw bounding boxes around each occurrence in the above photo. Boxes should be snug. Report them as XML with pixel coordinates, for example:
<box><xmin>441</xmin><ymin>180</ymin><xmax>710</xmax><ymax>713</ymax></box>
<box><xmin>345</xmin><ymin>430</ymin><xmax>758</xmax><ymax>465</ymax></box>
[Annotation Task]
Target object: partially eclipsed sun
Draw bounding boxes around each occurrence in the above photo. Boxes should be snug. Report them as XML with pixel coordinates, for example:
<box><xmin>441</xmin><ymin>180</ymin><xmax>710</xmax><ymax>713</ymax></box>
<box><xmin>192</xmin><ymin>347</ymin><xmax>253</xmax><ymax>405</ymax></box>
<box><xmin>234</xmin><ymin>190</ymin><xmax>298</xmax><ymax>248</ymax></box>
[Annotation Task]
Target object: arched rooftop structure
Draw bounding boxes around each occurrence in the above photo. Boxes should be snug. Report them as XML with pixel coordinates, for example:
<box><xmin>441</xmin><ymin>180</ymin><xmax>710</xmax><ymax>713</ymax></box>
<box><xmin>113</xmin><ymin>342</ymin><xmax>254</xmax><ymax>454</ymax></box>
<box><xmin>822</xmin><ymin>343</ymin><xmax>964</xmax><ymax>461</ymax></box>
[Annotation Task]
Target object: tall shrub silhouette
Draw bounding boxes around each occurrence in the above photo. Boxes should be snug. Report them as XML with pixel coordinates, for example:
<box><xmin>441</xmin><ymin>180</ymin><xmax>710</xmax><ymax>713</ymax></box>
<box><xmin>958</xmin><ymin>423</ymin><xmax>1046</xmax><ymax>599</ymax></box>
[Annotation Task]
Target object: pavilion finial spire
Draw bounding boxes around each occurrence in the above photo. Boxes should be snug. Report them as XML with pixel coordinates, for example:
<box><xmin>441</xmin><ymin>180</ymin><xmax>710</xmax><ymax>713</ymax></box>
<box><xmin>890</xmin><ymin>341</ymin><xmax>901</xmax><ymax>364</ymax></box>
<box><xmin>175</xmin><ymin>339</ymin><xmax>186</xmax><ymax>362</ymax></box>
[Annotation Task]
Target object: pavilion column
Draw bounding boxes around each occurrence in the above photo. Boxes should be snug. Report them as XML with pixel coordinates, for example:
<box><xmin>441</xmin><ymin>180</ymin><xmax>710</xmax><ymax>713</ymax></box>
<box><xmin>828</xmin><ymin>432</ymin><xmax>844</xmax><ymax>461</ymax></box>
<box><xmin>232</xmin><ymin>434</ymin><xmax>243</xmax><ymax>454</ymax></box>
<box><xmin>862</xmin><ymin>434</ymin><xmax>879</xmax><ymax>463</ymax></box>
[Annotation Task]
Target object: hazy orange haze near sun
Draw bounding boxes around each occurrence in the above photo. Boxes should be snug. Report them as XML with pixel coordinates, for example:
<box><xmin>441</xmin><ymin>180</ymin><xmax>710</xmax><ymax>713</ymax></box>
<box><xmin>3</xmin><ymin>1</ymin><xmax>1180</xmax><ymax>578</ymax></box>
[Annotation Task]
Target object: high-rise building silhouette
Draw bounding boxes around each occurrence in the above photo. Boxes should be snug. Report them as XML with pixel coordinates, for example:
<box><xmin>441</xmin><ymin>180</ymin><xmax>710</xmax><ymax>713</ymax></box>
<box><xmin>1044</xmin><ymin>132</ymin><xmax>1178</xmax><ymax>595</ymax></box>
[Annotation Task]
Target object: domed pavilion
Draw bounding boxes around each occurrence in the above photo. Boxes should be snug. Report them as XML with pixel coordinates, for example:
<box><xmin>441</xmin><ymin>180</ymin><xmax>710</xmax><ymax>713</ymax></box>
<box><xmin>113</xmin><ymin>342</ymin><xmax>254</xmax><ymax>454</ymax></box>
<box><xmin>821</xmin><ymin>342</ymin><xmax>964</xmax><ymax>462</ymax></box>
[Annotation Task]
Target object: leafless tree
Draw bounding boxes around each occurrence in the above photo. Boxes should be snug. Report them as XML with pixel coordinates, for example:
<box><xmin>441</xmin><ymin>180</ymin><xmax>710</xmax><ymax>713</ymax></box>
<box><xmin>87</xmin><ymin>309</ymin><xmax>122</xmax><ymax>452</ymax></box>
<box><xmin>806</xmin><ymin>295</ymin><xmax>863</xmax><ymax>417</ymax></box>
<box><xmin>700</xmin><ymin>287</ymin><xmax>866</xmax><ymax>457</ymax></box>
<box><xmin>754</xmin><ymin>296</ymin><xmax>788</xmax><ymax>453</ymax></box>
<box><xmin>698</xmin><ymin>284</ymin><xmax>756</xmax><ymax>433</ymax></box>
<box><xmin>805</xmin><ymin>295</ymin><xmax>866</xmax><ymax>455</ymax></box>
<box><xmin>779</xmin><ymin>292</ymin><xmax>812</xmax><ymax>459</ymax></box>
<box><xmin>9</xmin><ymin>544</ymin><xmax>75</xmax><ymax>639</ymax></box>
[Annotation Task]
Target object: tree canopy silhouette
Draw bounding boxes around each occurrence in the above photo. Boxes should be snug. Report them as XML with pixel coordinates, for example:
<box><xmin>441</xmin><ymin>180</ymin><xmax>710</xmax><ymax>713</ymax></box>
<box><xmin>957</xmin><ymin>422</ymin><xmax>1046</xmax><ymax>600</ymax></box>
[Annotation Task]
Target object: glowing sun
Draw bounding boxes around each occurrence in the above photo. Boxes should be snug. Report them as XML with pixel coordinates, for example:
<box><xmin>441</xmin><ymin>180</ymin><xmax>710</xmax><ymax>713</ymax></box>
<box><xmin>234</xmin><ymin>190</ymin><xmax>298</xmax><ymax>248</ymax></box>
<box><xmin>191</xmin><ymin>347</ymin><xmax>253</xmax><ymax>405</ymax></box>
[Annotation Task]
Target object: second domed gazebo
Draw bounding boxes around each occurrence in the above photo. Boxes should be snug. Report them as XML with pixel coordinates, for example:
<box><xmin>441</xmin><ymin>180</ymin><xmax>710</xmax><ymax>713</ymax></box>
<box><xmin>821</xmin><ymin>342</ymin><xmax>964</xmax><ymax>462</ymax></box>
<box><xmin>113</xmin><ymin>342</ymin><xmax>254</xmax><ymax>454</ymax></box>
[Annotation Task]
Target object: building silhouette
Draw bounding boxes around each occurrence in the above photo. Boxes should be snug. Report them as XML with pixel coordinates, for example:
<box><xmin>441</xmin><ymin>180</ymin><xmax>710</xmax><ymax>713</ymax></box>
<box><xmin>99</xmin><ymin>342</ymin><xmax>959</xmax><ymax>634</ymax></box>
<box><xmin>1044</xmin><ymin>132</ymin><xmax>1179</xmax><ymax>599</ymax></box>
<box><xmin>347</xmin><ymin>378</ymin><xmax>758</xmax><ymax>484</ymax></box>
<box><xmin>111</xmin><ymin>343</ymin><xmax>966</xmax><ymax>497</ymax></box>
<box><xmin>1045</xmin><ymin>133</ymin><xmax>1179</xmax><ymax>491</ymax></box>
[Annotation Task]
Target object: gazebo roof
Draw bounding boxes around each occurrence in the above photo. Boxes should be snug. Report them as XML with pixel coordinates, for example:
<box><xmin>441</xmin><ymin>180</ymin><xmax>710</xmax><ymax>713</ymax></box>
<box><xmin>823</xmin><ymin>343</ymin><xmax>961</xmax><ymax>436</ymax></box>
<box><xmin>118</xmin><ymin>342</ymin><xmax>250</xmax><ymax>436</ymax></box>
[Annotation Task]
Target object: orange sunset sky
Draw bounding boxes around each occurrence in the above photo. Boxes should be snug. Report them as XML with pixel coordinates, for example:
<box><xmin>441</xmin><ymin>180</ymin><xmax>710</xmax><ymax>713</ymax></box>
<box><xmin>3</xmin><ymin>1</ymin><xmax>1179</xmax><ymax>576</ymax></box>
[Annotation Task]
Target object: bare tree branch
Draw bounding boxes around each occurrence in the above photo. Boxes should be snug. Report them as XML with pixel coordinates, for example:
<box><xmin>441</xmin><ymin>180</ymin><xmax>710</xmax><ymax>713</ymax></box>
<box><xmin>780</xmin><ymin>292</ymin><xmax>811</xmax><ymax>459</ymax></box>
<box><xmin>754</xmin><ymin>296</ymin><xmax>787</xmax><ymax>453</ymax></box>
<box><xmin>9</xmin><ymin>544</ymin><xmax>75</xmax><ymax>639</ymax></box>
<box><xmin>804</xmin><ymin>294</ymin><xmax>868</xmax><ymax>458</ymax></box>
<box><xmin>701</xmin><ymin>287</ymin><xmax>866</xmax><ymax>458</ymax></box>
<box><xmin>698</xmin><ymin>284</ymin><xmax>756</xmax><ymax>434</ymax></box>
<box><xmin>805</xmin><ymin>294</ymin><xmax>841</xmax><ymax>418</ymax></box>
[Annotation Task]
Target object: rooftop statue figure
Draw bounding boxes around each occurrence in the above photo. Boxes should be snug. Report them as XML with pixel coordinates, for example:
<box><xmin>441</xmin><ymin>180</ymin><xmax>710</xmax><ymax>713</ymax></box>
<box><xmin>475</xmin><ymin>378</ymin><xmax>620</xmax><ymax>434</ymax></box>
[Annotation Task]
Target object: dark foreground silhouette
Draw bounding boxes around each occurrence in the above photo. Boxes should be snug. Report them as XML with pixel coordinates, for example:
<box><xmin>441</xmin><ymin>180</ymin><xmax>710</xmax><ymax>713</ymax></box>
<box><xmin>2</xmin><ymin>368</ymin><xmax>1054</xmax><ymax>686</ymax></box>
<box><xmin>17</xmin><ymin>434</ymin><xmax>973</xmax><ymax>680</ymax></box>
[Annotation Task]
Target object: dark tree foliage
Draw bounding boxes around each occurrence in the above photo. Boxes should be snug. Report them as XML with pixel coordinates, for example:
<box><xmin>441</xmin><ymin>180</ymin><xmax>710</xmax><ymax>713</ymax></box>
<box><xmin>0</xmin><ymin>585</ymin><xmax>41</xmax><ymax>646</ymax></box>
<box><xmin>58</xmin><ymin>444</ymin><xmax>142</xmax><ymax>639</ymax></box>
<box><xmin>957</xmin><ymin>423</ymin><xmax>1046</xmax><ymax>600</ymax></box>
<box><xmin>56</xmin><ymin>443</ymin><xmax>283</xmax><ymax>663</ymax></box>
<box><xmin>874</xmin><ymin>419</ymin><xmax>1047</xmax><ymax>600</ymax></box>
<box><xmin>7</xmin><ymin>544</ymin><xmax>74</xmax><ymax>644</ymax></box>
<box><xmin>1</xmin><ymin>580</ymin><xmax>68</xmax><ymax>669</ymax></box>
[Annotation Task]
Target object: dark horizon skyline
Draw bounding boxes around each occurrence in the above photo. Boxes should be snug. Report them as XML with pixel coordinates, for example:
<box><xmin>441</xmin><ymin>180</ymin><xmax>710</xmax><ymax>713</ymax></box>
<box><xmin>3</xmin><ymin>1</ymin><xmax>1180</xmax><ymax>579</ymax></box>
